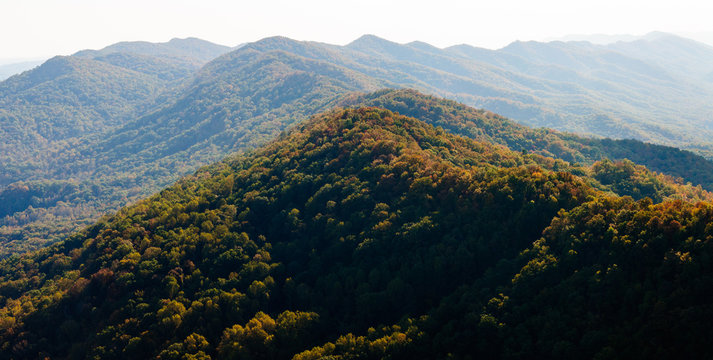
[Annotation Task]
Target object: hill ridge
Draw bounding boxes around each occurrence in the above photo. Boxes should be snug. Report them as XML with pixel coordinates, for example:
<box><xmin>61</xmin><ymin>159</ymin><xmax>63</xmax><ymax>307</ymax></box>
<box><xmin>0</xmin><ymin>105</ymin><xmax>595</xmax><ymax>358</ymax></box>
<box><xmin>2</xmin><ymin>105</ymin><xmax>713</xmax><ymax>358</ymax></box>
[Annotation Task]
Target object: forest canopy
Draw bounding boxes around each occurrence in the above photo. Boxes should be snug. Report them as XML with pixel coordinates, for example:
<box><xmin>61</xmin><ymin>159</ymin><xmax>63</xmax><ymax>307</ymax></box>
<box><xmin>1</xmin><ymin>107</ymin><xmax>712</xmax><ymax>359</ymax></box>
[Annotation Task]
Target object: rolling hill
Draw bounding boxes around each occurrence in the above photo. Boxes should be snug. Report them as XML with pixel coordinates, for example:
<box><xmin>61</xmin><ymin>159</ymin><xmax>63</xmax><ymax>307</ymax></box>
<box><xmin>1</xmin><ymin>107</ymin><xmax>712</xmax><ymax>358</ymax></box>
<box><xmin>4</xmin><ymin>34</ymin><xmax>713</xmax><ymax>259</ymax></box>
<box><xmin>0</xmin><ymin>38</ymin><xmax>231</xmax><ymax>186</ymax></box>
<box><xmin>3</xmin><ymin>87</ymin><xmax>712</xmax><ymax>257</ymax></box>
<box><xmin>231</xmin><ymin>34</ymin><xmax>713</xmax><ymax>152</ymax></box>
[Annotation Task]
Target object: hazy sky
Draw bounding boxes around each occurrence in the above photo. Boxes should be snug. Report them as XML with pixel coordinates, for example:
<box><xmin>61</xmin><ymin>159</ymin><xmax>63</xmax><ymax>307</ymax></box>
<box><xmin>2</xmin><ymin>0</ymin><xmax>713</xmax><ymax>61</ymax></box>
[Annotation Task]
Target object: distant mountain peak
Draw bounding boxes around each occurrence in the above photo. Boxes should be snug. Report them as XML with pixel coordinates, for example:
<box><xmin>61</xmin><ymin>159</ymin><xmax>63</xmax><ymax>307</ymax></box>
<box><xmin>72</xmin><ymin>37</ymin><xmax>231</xmax><ymax>65</ymax></box>
<box><xmin>500</xmin><ymin>39</ymin><xmax>540</xmax><ymax>52</ymax></box>
<box><xmin>347</xmin><ymin>34</ymin><xmax>396</xmax><ymax>48</ymax></box>
<box><xmin>239</xmin><ymin>36</ymin><xmax>316</xmax><ymax>56</ymax></box>
<box><xmin>635</xmin><ymin>31</ymin><xmax>713</xmax><ymax>49</ymax></box>
<box><xmin>241</xmin><ymin>35</ymin><xmax>315</xmax><ymax>52</ymax></box>
<box><xmin>167</xmin><ymin>37</ymin><xmax>207</xmax><ymax>43</ymax></box>
<box><xmin>251</xmin><ymin>35</ymin><xmax>300</xmax><ymax>45</ymax></box>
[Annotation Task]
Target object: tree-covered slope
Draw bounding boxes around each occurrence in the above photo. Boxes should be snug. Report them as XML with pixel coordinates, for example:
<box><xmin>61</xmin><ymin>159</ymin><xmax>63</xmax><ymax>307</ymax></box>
<box><xmin>80</xmin><ymin>45</ymin><xmax>380</xmax><ymax>172</ymax></box>
<box><xmin>4</xmin><ymin>36</ymin><xmax>713</xmax><ymax>259</ymax></box>
<box><xmin>0</xmin><ymin>38</ymin><xmax>231</xmax><ymax>187</ymax></box>
<box><xmin>73</xmin><ymin>37</ymin><xmax>231</xmax><ymax>69</ymax></box>
<box><xmin>342</xmin><ymin>89</ymin><xmax>713</xmax><ymax>191</ymax></box>
<box><xmin>0</xmin><ymin>60</ymin><xmax>44</xmax><ymax>81</ymax></box>
<box><xmin>1</xmin><ymin>108</ymin><xmax>713</xmax><ymax>359</ymax></box>
<box><xmin>0</xmin><ymin>43</ymin><xmax>384</xmax><ymax>256</ymax></box>
<box><xmin>295</xmin><ymin>197</ymin><xmax>713</xmax><ymax>360</ymax></box>
<box><xmin>0</xmin><ymin>56</ymin><xmax>166</xmax><ymax>152</ymax></box>
<box><xmin>3</xmin><ymin>86</ymin><xmax>712</xmax><ymax>257</ymax></box>
<box><xmin>0</xmin><ymin>108</ymin><xmax>594</xmax><ymax>358</ymax></box>
<box><xmin>0</xmin><ymin>39</ymin><xmax>234</xmax><ymax>255</ymax></box>
<box><xmin>486</xmin><ymin>196</ymin><xmax>713</xmax><ymax>358</ymax></box>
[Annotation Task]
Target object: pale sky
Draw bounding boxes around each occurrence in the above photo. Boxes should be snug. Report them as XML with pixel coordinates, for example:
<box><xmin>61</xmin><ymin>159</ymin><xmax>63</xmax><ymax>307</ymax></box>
<box><xmin>2</xmin><ymin>0</ymin><xmax>713</xmax><ymax>61</ymax></box>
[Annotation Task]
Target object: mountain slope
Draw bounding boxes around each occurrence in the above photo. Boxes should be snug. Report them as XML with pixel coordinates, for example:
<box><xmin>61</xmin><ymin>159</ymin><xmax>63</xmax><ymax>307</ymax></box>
<box><xmin>342</xmin><ymin>89</ymin><xmax>713</xmax><ymax>192</ymax></box>
<box><xmin>0</xmin><ymin>38</ymin><xmax>231</xmax><ymax>187</ymax></box>
<box><xmin>606</xmin><ymin>32</ymin><xmax>713</xmax><ymax>80</ymax></box>
<box><xmin>3</xmin><ymin>84</ymin><xmax>712</xmax><ymax>257</ymax></box>
<box><xmin>0</xmin><ymin>107</ymin><xmax>595</xmax><ymax>358</ymax></box>
<box><xmin>0</xmin><ymin>60</ymin><xmax>44</xmax><ymax>81</ymax></box>
<box><xmin>0</xmin><ymin>45</ymin><xmax>382</xmax><ymax>256</ymax></box>
<box><xmin>0</xmin><ymin>55</ymin><xmax>167</xmax><ymax>138</ymax></box>
<box><xmin>73</xmin><ymin>37</ymin><xmax>231</xmax><ymax>68</ymax></box>
<box><xmin>275</xmin><ymin>34</ymin><xmax>713</xmax><ymax>150</ymax></box>
<box><xmin>296</xmin><ymin>196</ymin><xmax>713</xmax><ymax>360</ymax></box>
<box><xmin>5</xmin><ymin>35</ymin><xmax>713</xmax><ymax>258</ymax></box>
<box><xmin>2</xmin><ymin>108</ymin><xmax>713</xmax><ymax>359</ymax></box>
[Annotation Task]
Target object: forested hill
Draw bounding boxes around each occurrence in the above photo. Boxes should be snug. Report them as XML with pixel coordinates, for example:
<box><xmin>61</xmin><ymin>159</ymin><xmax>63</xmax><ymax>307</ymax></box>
<box><xmin>0</xmin><ymin>107</ymin><xmax>600</xmax><ymax>358</ymax></box>
<box><xmin>0</xmin><ymin>60</ymin><xmax>44</xmax><ymax>81</ymax></box>
<box><xmin>4</xmin><ymin>35</ymin><xmax>713</xmax><ymax>258</ymax></box>
<box><xmin>343</xmin><ymin>89</ymin><xmax>713</xmax><ymax>191</ymax></box>
<box><xmin>0</xmin><ymin>37</ymin><xmax>231</xmax><ymax>187</ymax></box>
<box><xmin>0</xmin><ymin>41</ymin><xmax>386</xmax><ymax>257</ymax></box>
<box><xmin>269</xmin><ymin>33</ymin><xmax>713</xmax><ymax>153</ymax></box>
<box><xmin>0</xmin><ymin>55</ymin><xmax>170</xmax><ymax>153</ymax></box>
<box><xmin>1</xmin><ymin>108</ymin><xmax>713</xmax><ymax>358</ymax></box>
<box><xmin>2</xmin><ymin>89</ymin><xmax>712</xmax><ymax>257</ymax></box>
<box><xmin>73</xmin><ymin>37</ymin><xmax>231</xmax><ymax>70</ymax></box>
<box><xmin>1</xmin><ymin>38</ymin><xmax>230</xmax><ymax>140</ymax></box>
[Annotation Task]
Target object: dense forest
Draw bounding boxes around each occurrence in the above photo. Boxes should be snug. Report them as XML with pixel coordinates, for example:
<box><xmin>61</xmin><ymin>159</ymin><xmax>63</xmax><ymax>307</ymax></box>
<box><xmin>4</xmin><ymin>34</ymin><xmax>713</xmax><ymax>259</ymax></box>
<box><xmin>1</xmin><ymin>108</ymin><xmax>713</xmax><ymax>358</ymax></box>
<box><xmin>248</xmin><ymin>34</ymin><xmax>713</xmax><ymax>151</ymax></box>
<box><xmin>3</xmin><ymin>83</ymin><xmax>712</xmax><ymax>257</ymax></box>
<box><xmin>0</xmin><ymin>37</ymin><xmax>230</xmax><ymax>164</ymax></box>
<box><xmin>343</xmin><ymin>89</ymin><xmax>713</xmax><ymax>190</ymax></box>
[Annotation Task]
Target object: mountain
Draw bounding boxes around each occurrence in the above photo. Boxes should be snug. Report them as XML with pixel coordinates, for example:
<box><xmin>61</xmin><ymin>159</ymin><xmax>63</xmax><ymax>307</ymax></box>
<box><xmin>0</xmin><ymin>60</ymin><xmax>44</xmax><ymax>81</ymax></box>
<box><xmin>3</xmin><ymin>86</ymin><xmax>712</xmax><ymax>257</ymax></box>
<box><xmin>0</xmin><ymin>38</ymin><xmax>231</xmax><ymax>187</ymax></box>
<box><xmin>1</xmin><ymin>107</ymin><xmax>712</xmax><ymax>358</ymax></box>
<box><xmin>0</xmin><ymin>39</ymin><xmax>231</xmax><ymax>256</ymax></box>
<box><xmin>74</xmin><ymin>36</ymin><xmax>713</xmax><ymax>194</ymax></box>
<box><xmin>72</xmin><ymin>38</ymin><xmax>231</xmax><ymax>82</ymax></box>
<box><xmin>605</xmin><ymin>32</ymin><xmax>713</xmax><ymax>81</ymax></box>
<box><xmin>0</xmin><ymin>107</ymin><xmax>606</xmax><ymax>358</ymax></box>
<box><xmin>341</xmin><ymin>89</ymin><xmax>713</xmax><ymax>193</ymax></box>
<box><xmin>236</xmin><ymin>34</ymin><xmax>713</xmax><ymax>153</ymax></box>
<box><xmin>450</xmin><ymin>38</ymin><xmax>713</xmax><ymax>148</ymax></box>
<box><xmin>0</xmin><ymin>41</ymin><xmax>381</xmax><ymax>256</ymax></box>
<box><xmin>81</xmin><ymin>39</ymin><xmax>379</xmax><ymax>171</ymax></box>
<box><xmin>4</xmin><ymin>35</ymin><xmax>713</xmax><ymax>258</ymax></box>
<box><xmin>0</xmin><ymin>56</ymin><xmax>169</xmax><ymax>149</ymax></box>
<box><xmin>73</xmin><ymin>37</ymin><xmax>231</xmax><ymax>68</ymax></box>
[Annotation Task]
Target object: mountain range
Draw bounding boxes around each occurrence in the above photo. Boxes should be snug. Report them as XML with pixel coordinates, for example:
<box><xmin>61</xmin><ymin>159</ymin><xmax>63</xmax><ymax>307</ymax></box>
<box><xmin>3</xmin><ymin>34</ymin><xmax>713</xmax><ymax>257</ymax></box>
<box><xmin>0</xmin><ymin>60</ymin><xmax>45</xmax><ymax>81</ymax></box>
<box><xmin>1</xmin><ymin>106</ymin><xmax>712</xmax><ymax>358</ymax></box>
<box><xmin>2</xmin><ymin>32</ymin><xmax>713</xmax><ymax>358</ymax></box>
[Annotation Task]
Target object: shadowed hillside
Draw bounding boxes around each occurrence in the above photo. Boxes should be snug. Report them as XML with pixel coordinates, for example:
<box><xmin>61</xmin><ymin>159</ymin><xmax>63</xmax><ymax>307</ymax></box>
<box><xmin>1</xmin><ymin>108</ymin><xmax>712</xmax><ymax>359</ymax></box>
